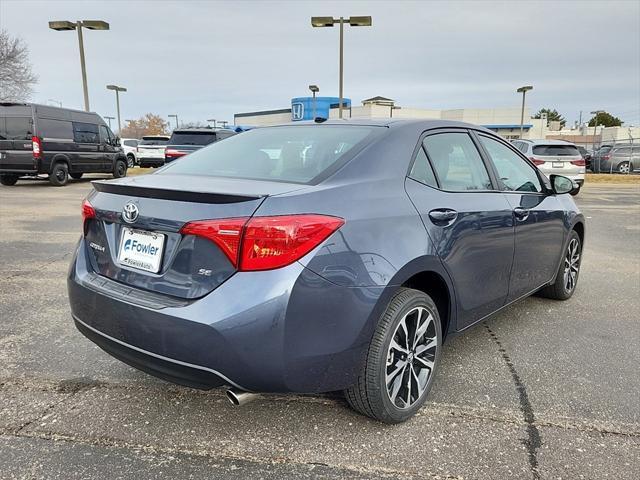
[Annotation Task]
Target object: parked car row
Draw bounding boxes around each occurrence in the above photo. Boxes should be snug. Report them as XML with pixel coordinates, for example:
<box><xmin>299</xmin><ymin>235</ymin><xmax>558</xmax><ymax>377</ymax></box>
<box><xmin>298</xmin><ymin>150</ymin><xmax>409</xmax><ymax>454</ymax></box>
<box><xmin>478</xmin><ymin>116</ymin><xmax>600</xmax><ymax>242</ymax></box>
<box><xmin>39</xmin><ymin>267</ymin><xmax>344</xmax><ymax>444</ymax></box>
<box><xmin>0</xmin><ymin>103</ymin><xmax>237</xmax><ymax>186</ymax></box>
<box><xmin>590</xmin><ymin>144</ymin><xmax>639</xmax><ymax>173</ymax></box>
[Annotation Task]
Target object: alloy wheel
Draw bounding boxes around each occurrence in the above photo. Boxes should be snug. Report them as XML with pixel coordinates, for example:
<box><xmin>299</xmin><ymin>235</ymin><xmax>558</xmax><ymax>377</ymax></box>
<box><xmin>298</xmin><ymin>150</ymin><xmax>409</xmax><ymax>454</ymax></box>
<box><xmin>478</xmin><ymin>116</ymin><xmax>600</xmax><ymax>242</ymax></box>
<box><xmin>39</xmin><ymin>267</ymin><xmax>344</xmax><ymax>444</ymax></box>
<box><xmin>385</xmin><ymin>306</ymin><xmax>438</xmax><ymax>409</ymax></box>
<box><xmin>618</xmin><ymin>162</ymin><xmax>630</xmax><ymax>174</ymax></box>
<box><xmin>563</xmin><ymin>238</ymin><xmax>580</xmax><ymax>292</ymax></box>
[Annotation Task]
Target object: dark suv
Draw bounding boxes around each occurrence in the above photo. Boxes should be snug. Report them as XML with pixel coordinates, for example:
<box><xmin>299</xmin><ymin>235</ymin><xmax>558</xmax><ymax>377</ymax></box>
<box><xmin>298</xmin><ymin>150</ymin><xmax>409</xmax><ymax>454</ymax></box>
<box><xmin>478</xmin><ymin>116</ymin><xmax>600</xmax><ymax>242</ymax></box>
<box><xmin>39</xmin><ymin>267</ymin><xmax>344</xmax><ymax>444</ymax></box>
<box><xmin>164</xmin><ymin>128</ymin><xmax>236</xmax><ymax>163</ymax></box>
<box><xmin>0</xmin><ymin>103</ymin><xmax>127</xmax><ymax>186</ymax></box>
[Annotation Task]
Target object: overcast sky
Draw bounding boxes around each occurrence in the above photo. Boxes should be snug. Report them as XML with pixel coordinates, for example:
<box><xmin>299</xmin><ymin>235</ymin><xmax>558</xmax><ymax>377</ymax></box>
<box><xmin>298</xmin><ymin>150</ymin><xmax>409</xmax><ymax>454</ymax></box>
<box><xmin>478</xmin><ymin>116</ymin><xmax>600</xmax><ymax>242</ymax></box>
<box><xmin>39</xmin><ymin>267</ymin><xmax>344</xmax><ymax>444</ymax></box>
<box><xmin>2</xmin><ymin>0</ymin><xmax>639</xmax><ymax>127</ymax></box>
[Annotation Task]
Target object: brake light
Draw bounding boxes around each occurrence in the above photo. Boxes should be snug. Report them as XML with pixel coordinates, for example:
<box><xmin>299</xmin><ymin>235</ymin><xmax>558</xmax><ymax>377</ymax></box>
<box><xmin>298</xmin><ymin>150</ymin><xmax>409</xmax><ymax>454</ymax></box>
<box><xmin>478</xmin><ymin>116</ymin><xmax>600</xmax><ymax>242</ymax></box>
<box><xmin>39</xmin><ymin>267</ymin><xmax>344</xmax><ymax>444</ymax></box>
<box><xmin>32</xmin><ymin>136</ymin><xmax>42</xmax><ymax>159</ymax></box>
<box><xmin>529</xmin><ymin>157</ymin><xmax>545</xmax><ymax>166</ymax></box>
<box><xmin>570</xmin><ymin>159</ymin><xmax>586</xmax><ymax>166</ymax></box>
<box><xmin>165</xmin><ymin>148</ymin><xmax>185</xmax><ymax>159</ymax></box>
<box><xmin>180</xmin><ymin>217</ymin><xmax>248</xmax><ymax>267</ymax></box>
<box><xmin>603</xmin><ymin>154</ymin><xmax>611</xmax><ymax>160</ymax></box>
<box><xmin>81</xmin><ymin>199</ymin><xmax>96</xmax><ymax>234</ymax></box>
<box><xmin>180</xmin><ymin>214</ymin><xmax>345</xmax><ymax>271</ymax></box>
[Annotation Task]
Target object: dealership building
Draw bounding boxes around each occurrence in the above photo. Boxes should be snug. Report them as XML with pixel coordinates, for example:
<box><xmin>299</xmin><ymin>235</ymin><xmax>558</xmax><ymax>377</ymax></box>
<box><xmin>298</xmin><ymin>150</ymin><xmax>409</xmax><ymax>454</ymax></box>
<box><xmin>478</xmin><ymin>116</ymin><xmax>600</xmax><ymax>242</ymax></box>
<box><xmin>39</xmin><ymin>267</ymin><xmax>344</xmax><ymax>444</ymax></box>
<box><xmin>235</xmin><ymin>95</ymin><xmax>547</xmax><ymax>140</ymax></box>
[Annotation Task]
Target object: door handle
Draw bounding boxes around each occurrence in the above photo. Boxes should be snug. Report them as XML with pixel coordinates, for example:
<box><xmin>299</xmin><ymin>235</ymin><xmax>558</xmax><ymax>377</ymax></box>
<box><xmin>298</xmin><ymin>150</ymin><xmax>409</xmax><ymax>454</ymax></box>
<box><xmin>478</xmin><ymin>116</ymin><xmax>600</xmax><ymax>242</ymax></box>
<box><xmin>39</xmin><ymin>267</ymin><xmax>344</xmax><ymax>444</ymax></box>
<box><xmin>514</xmin><ymin>207</ymin><xmax>530</xmax><ymax>221</ymax></box>
<box><xmin>428</xmin><ymin>209</ymin><xmax>458</xmax><ymax>225</ymax></box>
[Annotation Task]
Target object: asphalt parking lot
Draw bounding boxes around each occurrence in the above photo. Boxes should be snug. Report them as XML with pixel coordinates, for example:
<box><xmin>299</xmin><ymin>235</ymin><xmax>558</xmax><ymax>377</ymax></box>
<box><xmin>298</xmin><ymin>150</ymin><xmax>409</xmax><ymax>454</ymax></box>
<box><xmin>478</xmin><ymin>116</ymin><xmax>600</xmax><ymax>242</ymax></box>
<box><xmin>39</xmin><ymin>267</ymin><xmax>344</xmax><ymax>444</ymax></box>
<box><xmin>0</xmin><ymin>177</ymin><xmax>638</xmax><ymax>479</ymax></box>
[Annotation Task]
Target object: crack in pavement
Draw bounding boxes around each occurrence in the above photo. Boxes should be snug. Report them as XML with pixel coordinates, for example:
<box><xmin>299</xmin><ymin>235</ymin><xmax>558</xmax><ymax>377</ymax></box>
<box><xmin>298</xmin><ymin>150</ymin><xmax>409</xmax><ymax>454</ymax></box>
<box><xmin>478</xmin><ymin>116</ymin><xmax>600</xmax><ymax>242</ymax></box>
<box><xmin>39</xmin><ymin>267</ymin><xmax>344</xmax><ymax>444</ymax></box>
<box><xmin>485</xmin><ymin>325</ymin><xmax>542</xmax><ymax>480</ymax></box>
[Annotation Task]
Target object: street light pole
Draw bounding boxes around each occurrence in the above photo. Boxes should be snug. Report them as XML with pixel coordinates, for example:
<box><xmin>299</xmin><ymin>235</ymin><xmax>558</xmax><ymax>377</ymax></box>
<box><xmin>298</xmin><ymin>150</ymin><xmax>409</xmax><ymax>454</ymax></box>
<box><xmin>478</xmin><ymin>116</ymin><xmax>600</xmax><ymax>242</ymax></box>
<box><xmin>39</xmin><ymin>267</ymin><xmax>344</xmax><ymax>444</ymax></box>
<box><xmin>590</xmin><ymin>110</ymin><xmax>604</xmax><ymax>171</ymax></box>
<box><xmin>49</xmin><ymin>20</ymin><xmax>110</xmax><ymax>112</ymax></box>
<box><xmin>104</xmin><ymin>116</ymin><xmax>115</xmax><ymax>129</ymax></box>
<box><xmin>311</xmin><ymin>16</ymin><xmax>372</xmax><ymax>120</ymax></box>
<box><xmin>207</xmin><ymin>119</ymin><xmax>217</xmax><ymax>128</ymax></box>
<box><xmin>168</xmin><ymin>115</ymin><xmax>179</xmax><ymax>129</ymax></box>
<box><xmin>516</xmin><ymin>85</ymin><xmax>533</xmax><ymax>139</ymax></box>
<box><xmin>309</xmin><ymin>85</ymin><xmax>319</xmax><ymax>120</ymax></box>
<box><xmin>106</xmin><ymin>85</ymin><xmax>126</xmax><ymax>134</ymax></box>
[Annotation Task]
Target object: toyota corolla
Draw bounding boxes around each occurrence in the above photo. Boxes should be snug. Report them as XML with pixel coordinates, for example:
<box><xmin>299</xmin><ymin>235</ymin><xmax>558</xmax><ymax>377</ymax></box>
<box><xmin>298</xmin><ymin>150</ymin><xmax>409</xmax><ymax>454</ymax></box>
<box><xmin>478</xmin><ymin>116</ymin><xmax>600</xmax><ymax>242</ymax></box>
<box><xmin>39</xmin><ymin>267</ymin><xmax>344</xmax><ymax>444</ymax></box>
<box><xmin>68</xmin><ymin>120</ymin><xmax>585</xmax><ymax>423</ymax></box>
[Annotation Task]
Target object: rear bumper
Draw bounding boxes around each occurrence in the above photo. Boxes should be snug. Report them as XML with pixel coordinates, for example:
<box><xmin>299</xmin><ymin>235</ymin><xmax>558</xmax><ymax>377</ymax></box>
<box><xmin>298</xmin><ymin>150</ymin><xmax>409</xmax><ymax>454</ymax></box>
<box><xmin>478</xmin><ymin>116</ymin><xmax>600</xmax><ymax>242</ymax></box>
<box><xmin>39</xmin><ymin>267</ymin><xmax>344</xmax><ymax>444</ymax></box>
<box><xmin>68</xmin><ymin>237</ymin><xmax>384</xmax><ymax>393</ymax></box>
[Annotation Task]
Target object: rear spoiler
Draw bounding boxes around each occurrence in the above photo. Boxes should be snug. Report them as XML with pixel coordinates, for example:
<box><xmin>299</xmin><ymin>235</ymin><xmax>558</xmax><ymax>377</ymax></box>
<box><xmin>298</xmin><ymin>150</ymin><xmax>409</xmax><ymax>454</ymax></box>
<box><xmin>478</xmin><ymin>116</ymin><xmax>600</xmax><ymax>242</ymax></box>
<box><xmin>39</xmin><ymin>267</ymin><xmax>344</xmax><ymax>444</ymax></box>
<box><xmin>92</xmin><ymin>181</ymin><xmax>263</xmax><ymax>204</ymax></box>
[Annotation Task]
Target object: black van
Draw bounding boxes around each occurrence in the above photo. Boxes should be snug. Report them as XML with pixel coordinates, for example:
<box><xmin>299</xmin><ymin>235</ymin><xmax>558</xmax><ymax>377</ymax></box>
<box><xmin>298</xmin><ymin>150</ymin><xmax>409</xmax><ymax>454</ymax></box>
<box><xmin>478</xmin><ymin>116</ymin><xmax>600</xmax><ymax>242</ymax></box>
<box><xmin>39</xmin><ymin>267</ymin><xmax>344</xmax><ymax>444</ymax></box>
<box><xmin>0</xmin><ymin>103</ymin><xmax>127</xmax><ymax>186</ymax></box>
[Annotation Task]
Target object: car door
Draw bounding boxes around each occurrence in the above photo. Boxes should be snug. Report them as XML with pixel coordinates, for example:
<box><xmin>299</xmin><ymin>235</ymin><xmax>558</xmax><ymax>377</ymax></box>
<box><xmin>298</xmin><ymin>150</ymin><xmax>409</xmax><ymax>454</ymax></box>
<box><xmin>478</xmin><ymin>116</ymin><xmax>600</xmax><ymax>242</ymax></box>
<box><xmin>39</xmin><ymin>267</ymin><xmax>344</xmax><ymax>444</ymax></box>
<box><xmin>404</xmin><ymin>129</ymin><xmax>515</xmax><ymax>329</ymax></box>
<box><xmin>475</xmin><ymin>133</ymin><xmax>566</xmax><ymax>301</ymax></box>
<box><xmin>72</xmin><ymin>122</ymin><xmax>102</xmax><ymax>172</ymax></box>
<box><xmin>99</xmin><ymin>125</ymin><xmax>117</xmax><ymax>171</ymax></box>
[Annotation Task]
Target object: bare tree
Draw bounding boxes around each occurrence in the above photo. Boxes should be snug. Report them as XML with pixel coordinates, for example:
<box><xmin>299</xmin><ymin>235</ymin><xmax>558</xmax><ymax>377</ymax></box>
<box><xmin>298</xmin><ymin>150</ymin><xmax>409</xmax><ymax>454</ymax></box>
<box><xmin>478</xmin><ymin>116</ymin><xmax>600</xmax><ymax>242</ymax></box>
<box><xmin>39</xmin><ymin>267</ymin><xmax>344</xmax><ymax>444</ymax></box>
<box><xmin>0</xmin><ymin>30</ymin><xmax>38</xmax><ymax>102</ymax></box>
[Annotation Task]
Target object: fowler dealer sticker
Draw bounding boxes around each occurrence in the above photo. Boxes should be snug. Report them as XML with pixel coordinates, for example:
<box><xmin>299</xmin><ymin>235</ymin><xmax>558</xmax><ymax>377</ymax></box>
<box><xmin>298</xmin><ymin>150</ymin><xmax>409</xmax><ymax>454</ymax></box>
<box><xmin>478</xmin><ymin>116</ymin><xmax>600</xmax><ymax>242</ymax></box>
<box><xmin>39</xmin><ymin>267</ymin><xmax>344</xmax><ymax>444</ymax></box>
<box><xmin>117</xmin><ymin>227</ymin><xmax>165</xmax><ymax>273</ymax></box>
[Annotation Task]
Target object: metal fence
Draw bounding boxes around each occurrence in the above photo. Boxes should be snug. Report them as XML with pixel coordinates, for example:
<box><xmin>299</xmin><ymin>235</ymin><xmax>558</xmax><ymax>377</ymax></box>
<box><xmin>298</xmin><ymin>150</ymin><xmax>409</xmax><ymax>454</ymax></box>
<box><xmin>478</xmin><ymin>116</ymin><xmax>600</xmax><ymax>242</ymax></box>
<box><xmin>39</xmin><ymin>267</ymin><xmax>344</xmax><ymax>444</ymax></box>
<box><xmin>590</xmin><ymin>136</ymin><xmax>639</xmax><ymax>174</ymax></box>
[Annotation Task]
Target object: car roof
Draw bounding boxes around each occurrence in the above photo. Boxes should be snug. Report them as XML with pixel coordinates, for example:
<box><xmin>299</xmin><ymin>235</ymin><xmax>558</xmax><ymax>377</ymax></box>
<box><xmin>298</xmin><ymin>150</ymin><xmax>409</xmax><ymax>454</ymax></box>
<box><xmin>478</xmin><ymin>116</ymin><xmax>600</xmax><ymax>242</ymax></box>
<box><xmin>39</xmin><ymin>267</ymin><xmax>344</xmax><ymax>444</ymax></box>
<box><xmin>172</xmin><ymin>128</ymin><xmax>226</xmax><ymax>134</ymax></box>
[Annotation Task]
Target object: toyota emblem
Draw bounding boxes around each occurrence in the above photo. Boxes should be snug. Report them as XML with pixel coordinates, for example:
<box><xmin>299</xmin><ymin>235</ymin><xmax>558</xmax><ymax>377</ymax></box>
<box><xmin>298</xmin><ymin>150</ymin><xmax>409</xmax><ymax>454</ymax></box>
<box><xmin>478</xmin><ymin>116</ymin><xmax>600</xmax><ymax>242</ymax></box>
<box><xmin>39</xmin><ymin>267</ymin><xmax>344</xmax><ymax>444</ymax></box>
<box><xmin>122</xmin><ymin>202</ymin><xmax>139</xmax><ymax>223</ymax></box>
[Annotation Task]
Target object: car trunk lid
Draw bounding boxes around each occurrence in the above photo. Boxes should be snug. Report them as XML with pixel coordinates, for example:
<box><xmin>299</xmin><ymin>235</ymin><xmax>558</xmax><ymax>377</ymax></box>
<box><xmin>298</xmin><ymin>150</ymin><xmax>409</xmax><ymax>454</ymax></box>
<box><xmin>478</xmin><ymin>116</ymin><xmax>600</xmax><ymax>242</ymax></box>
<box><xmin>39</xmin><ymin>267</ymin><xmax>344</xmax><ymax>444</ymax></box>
<box><xmin>83</xmin><ymin>174</ymin><xmax>306</xmax><ymax>299</ymax></box>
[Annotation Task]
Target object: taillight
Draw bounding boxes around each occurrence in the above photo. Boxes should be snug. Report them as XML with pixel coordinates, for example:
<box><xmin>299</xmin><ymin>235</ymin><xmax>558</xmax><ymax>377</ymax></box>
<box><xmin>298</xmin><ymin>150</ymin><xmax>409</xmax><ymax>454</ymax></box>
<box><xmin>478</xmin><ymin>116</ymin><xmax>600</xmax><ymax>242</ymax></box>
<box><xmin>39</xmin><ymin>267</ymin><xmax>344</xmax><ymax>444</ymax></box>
<box><xmin>32</xmin><ymin>136</ymin><xmax>42</xmax><ymax>159</ymax></box>
<box><xmin>529</xmin><ymin>157</ymin><xmax>545</xmax><ymax>166</ymax></box>
<box><xmin>165</xmin><ymin>148</ymin><xmax>185</xmax><ymax>159</ymax></box>
<box><xmin>180</xmin><ymin>217</ymin><xmax>248</xmax><ymax>267</ymax></box>
<box><xmin>81</xmin><ymin>199</ymin><xmax>96</xmax><ymax>234</ymax></box>
<box><xmin>180</xmin><ymin>214</ymin><xmax>345</xmax><ymax>271</ymax></box>
<box><xmin>570</xmin><ymin>159</ymin><xmax>586</xmax><ymax>166</ymax></box>
<box><xmin>603</xmin><ymin>154</ymin><xmax>611</xmax><ymax>160</ymax></box>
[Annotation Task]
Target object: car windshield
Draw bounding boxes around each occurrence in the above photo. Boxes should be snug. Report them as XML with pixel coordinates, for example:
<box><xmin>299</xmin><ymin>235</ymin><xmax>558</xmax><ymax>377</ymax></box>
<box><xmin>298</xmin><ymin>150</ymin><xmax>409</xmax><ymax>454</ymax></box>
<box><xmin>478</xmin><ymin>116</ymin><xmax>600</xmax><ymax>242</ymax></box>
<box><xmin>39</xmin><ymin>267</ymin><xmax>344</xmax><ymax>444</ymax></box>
<box><xmin>532</xmin><ymin>145</ymin><xmax>580</xmax><ymax>156</ymax></box>
<box><xmin>159</xmin><ymin>125</ymin><xmax>378</xmax><ymax>184</ymax></box>
<box><xmin>139</xmin><ymin>139</ymin><xmax>168</xmax><ymax>146</ymax></box>
<box><xmin>168</xmin><ymin>132</ymin><xmax>216</xmax><ymax>146</ymax></box>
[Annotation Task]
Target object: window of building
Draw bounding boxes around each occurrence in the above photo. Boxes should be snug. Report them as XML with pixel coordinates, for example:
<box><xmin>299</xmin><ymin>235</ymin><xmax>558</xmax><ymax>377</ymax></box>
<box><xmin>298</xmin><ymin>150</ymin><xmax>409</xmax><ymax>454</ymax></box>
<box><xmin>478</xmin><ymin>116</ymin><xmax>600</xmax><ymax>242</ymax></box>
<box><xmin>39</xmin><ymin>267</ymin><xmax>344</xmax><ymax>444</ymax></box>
<box><xmin>422</xmin><ymin>132</ymin><xmax>492</xmax><ymax>191</ymax></box>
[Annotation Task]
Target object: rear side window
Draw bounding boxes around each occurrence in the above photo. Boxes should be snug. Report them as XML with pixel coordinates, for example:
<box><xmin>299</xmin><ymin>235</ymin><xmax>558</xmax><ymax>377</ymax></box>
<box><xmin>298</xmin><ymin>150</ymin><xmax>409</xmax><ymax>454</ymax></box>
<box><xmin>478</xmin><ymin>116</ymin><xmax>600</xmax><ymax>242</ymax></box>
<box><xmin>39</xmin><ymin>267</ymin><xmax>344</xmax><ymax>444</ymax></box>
<box><xmin>1</xmin><ymin>117</ymin><xmax>33</xmax><ymax>140</ymax></box>
<box><xmin>160</xmin><ymin>125</ymin><xmax>377</xmax><ymax>184</ymax></box>
<box><xmin>532</xmin><ymin>144</ymin><xmax>580</xmax><ymax>156</ymax></box>
<box><xmin>169</xmin><ymin>132</ymin><xmax>216</xmax><ymax>146</ymax></box>
<box><xmin>123</xmin><ymin>140</ymin><xmax>138</xmax><ymax>147</ymax></box>
<box><xmin>479</xmin><ymin>135</ymin><xmax>543</xmax><ymax>193</ymax></box>
<box><xmin>38</xmin><ymin>118</ymin><xmax>73</xmax><ymax>140</ymax></box>
<box><xmin>73</xmin><ymin>122</ymin><xmax>99</xmax><ymax>143</ymax></box>
<box><xmin>409</xmin><ymin>146</ymin><xmax>438</xmax><ymax>188</ymax></box>
<box><xmin>423</xmin><ymin>132</ymin><xmax>492</xmax><ymax>191</ymax></box>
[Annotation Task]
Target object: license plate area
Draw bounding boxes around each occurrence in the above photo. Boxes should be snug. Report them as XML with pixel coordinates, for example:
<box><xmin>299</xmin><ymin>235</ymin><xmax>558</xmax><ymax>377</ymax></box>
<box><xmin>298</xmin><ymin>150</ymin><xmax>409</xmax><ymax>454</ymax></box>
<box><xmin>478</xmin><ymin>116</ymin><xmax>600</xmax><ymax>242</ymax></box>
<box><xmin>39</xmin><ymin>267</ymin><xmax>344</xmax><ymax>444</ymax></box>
<box><xmin>118</xmin><ymin>227</ymin><xmax>165</xmax><ymax>273</ymax></box>
<box><xmin>552</xmin><ymin>162</ymin><xmax>564</xmax><ymax>168</ymax></box>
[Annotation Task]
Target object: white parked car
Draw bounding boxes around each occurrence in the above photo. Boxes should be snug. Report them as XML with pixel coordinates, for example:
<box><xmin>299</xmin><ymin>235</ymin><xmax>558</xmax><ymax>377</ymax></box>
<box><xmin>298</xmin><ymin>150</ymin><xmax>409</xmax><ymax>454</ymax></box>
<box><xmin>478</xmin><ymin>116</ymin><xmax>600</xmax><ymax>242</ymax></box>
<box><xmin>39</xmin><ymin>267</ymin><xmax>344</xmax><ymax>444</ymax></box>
<box><xmin>136</xmin><ymin>135</ymin><xmax>170</xmax><ymax>168</ymax></box>
<box><xmin>512</xmin><ymin>139</ymin><xmax>585</xmax><ymax>195</ymax></box>
<box><xmin>120</xmin><ymin>138</ymin><xmax>139</xmax><ymax>168</ymax></box>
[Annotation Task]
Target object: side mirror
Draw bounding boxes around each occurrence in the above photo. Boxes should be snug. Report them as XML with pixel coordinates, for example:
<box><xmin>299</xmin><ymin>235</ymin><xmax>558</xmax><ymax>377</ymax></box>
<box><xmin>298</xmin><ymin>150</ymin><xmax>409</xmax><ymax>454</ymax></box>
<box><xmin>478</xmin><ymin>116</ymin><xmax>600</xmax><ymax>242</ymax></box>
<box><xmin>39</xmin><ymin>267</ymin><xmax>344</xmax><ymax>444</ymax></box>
<box><xmin>550</xmin><ymin>175</ymin><xmax>577</xmax><ymax>195</ymax></box>
<box><xmin>113</xmin><ymin>137</ymin><xmax>121</xmax><ymax>147</ymax></box>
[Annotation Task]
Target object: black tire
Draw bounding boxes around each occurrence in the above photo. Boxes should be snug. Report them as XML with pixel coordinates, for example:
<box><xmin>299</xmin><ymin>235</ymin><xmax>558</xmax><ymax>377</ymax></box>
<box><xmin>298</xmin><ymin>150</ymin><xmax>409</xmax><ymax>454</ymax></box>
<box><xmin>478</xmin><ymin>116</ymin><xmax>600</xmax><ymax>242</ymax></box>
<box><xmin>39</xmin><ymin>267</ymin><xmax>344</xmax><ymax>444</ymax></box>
<box><xmin>49</xmin><ymin>163</ymin><xmax>69</xmax><ymax>186</ymax></box>
<box><xmin>113</xmin><ymin>159</ymin><xmax>127</xmax><ymax>178</ymax></box>
<box><xmin>539</xmin><ymin>230</ymin><xmax>582</xmax><ymax>300</ymax></box>
<box><xmin>344</xmin><ymin>287</ymin><xmax>442</xmax><ymax>423</ymax></box>
<box><xmin>0</xmin><ymin>174</ymin><xmax>19</xmax><ymax>186</ymax></box>
<box><xmin>70</xmin><ymin>172</ymin><xmax>83</xmax><ymax>180</ymax></box>
<box><xmin>126</xmin><ymin>154</ymin><xmax>135</xmax><ymax>168</ymax></box>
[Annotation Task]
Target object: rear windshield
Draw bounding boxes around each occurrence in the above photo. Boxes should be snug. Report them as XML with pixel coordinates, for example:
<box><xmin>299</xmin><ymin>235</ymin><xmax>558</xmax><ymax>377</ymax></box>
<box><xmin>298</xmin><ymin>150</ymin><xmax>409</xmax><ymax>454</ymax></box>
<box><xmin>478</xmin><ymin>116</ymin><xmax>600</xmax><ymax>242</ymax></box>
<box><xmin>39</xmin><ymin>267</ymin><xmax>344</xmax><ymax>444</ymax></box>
<box><xmin>0</xmin><ymin>117</ymin><xmax>33</xmax><ymax>140</ymax></box>
<box><xmin>159</xmin><ymin>125</ymin><xmax>378</xmax><ymax>184</ymax></box>
<box><xmin>532</xmin><ymin>145</ymin><xmax>580</xmax><ymax>156</ymax></box>
<box><xmin>139</xmin><ymin>139</ymin><xmax>168</xmax><ymax>146</ymax></box>
<box><xmin>168</xmin><ymin>132</ymin><xmax>216</xmax><ymax>146</ymax></box>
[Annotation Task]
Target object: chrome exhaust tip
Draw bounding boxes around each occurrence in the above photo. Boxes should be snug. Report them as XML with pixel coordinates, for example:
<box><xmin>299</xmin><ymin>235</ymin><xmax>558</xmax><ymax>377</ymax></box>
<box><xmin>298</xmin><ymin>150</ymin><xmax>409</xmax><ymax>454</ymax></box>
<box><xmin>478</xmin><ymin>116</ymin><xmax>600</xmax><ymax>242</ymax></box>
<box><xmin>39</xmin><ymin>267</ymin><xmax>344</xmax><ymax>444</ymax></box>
<box><xmin>226</xmin><ymin>388</ymin><xmax>259</xmax><ymax>407</ymax></box>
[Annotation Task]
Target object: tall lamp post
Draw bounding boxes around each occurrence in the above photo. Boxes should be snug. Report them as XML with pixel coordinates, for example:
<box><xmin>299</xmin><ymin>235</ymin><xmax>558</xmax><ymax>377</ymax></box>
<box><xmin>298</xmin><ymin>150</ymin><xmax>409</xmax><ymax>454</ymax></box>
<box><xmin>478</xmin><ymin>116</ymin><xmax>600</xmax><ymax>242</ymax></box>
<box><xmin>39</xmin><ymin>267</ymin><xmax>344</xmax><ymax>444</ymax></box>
<box><xmin>590</xmin><ymin>110</ymin><xmax>604</xmax><ymax>171</ymax></box>
<box><xmin>516</xmin><ymin>85</ymin><xmax>533</xmax><ymax>139</ymax></box>
<box><xmin>48</xmin><ymin>20</ymin><xmax>110</xmax><ymax>112</ymax></box>
<box><xmin>309</xmin><ymin>84</ymin><xmax>319</xmax><ymax>120</ymax></box>
<box><xmin>311</xmin><ymin>16</ymin><xmax>371</xmax><ymax>119</ymax></box>
<box><xmin>106</xmin><ymin>84</ymin><xmax>126</xmax><ymax>134</ymax></box>
<box><xmin>104</xmin><ymin>116</ymin><xmax>115</xmax><ymax>129</ymax></box>
<box><xmin>207</xmin><ymin>119</ymin><xmax>217</xmax><ymax>128</ymax></box>
<box><xmin>168</xmin><ymin>114</ymin><xmax>179</xmax><ymax>130</ymax></box>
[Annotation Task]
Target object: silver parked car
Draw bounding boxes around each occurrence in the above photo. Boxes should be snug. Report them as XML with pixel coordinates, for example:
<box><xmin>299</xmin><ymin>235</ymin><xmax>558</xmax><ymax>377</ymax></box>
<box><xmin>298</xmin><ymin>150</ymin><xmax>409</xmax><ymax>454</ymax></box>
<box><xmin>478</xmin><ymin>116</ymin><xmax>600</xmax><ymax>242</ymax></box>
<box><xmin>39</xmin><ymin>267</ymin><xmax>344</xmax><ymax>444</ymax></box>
<box><xmin>512</xmin><ymin>139</ymin><xmax>585</xmax><ymax>194</ymax></box>
<box><xmin>591</xmin><ymin>145</ymin><xmax>639</xmax><ymax>174</ymax></box>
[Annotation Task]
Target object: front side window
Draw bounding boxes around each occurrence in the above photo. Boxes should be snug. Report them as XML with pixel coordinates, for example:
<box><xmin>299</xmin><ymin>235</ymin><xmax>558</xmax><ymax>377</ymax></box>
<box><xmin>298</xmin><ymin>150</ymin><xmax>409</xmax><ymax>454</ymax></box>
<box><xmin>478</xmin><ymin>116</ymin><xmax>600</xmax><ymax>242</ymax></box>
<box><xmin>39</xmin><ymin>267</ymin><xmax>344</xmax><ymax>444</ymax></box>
<box><xmin>73</xmin><ymin>122</ymin><xmax>99</xmax><ymax>143</ymax></box>
<box><xmin>422</xmin><ymin>132</ymin><xmax>492</xmax><ymax>191</ymax></box>
<box><xmin>409</xmin><ymin>146</ymin><xmax>438</xmax><ymax>188</ymax></box>
<box><xmin>479</xmin><ymin>135</ymin><xmax>543</xmax><ymax>193</ymax></box>
<box><xmin>160</xmin><ymin>125</ymin><xmax>378</xmax><ymax>184</ymax></box>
